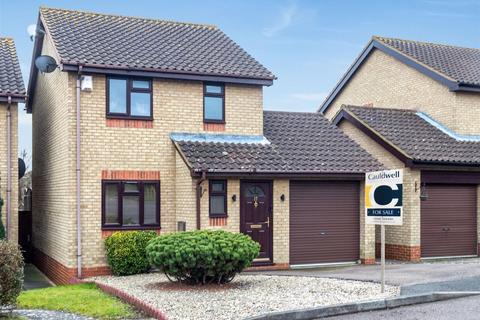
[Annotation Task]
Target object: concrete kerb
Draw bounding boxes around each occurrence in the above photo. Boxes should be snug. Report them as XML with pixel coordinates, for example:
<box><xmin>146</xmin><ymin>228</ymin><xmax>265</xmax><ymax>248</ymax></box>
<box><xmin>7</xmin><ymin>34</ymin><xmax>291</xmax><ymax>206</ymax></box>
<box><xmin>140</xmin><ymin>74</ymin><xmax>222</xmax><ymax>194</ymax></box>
<box><xmin>244</xmin><ymin>292</ymin><xmax>480</xmax><ymax>320</ymax></box>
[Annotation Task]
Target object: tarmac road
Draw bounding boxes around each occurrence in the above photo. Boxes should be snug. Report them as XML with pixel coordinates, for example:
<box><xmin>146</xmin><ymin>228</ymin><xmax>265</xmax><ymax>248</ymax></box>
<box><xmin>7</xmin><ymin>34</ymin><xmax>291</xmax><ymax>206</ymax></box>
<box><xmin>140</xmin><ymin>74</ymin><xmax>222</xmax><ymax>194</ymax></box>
<box><xmin>325</xmin><ymin>295</ymin><xmax>480</xmax><ymax>320</ymax></box>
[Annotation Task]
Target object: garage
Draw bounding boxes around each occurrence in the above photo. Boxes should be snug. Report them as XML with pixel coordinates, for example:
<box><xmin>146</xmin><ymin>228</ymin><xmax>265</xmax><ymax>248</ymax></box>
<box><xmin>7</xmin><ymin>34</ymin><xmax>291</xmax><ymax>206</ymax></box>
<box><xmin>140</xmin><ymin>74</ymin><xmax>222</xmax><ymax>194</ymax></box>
<box><xmin>290</xmin><ymin>181</ymin><xmax>360</xmax><ymax>265</ymax></box>
<box><xmin>421</xmin><ymin>184</ymin><xmax>478</xmax><ymax>258</ymax></box>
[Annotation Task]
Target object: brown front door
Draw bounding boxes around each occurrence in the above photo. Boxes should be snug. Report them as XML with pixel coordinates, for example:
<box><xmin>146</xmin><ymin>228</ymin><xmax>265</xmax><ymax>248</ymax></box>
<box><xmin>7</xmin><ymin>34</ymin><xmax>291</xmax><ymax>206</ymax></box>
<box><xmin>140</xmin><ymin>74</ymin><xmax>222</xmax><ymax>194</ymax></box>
<box><xmin>240</xmin><ymin>181</ymin><xmax>273</xmax><ymax>263</ymax></box>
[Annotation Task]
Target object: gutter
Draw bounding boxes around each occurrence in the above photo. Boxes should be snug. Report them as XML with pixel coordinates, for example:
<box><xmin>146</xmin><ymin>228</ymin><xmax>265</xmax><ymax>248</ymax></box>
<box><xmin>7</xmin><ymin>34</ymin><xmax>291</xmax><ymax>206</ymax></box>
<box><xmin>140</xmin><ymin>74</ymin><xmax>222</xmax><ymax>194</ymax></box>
<box><xmin>5</xmin><ymin>96</ymin><xmax>12</xmax><ymax>240</ymax></box>
<box><xmin>61</xmin><ymin>63</ymin><xmax>274</xmax><ymax>87</ymax></box>
<box><xmin>195</xmin><ymin>170</ymin><xmax>207</xmax><ymax>230</ymax></box>
<box><xmin>75</xmin><ymin>67</ymin><xmax>83</xmax><ymax>278</ymax></box>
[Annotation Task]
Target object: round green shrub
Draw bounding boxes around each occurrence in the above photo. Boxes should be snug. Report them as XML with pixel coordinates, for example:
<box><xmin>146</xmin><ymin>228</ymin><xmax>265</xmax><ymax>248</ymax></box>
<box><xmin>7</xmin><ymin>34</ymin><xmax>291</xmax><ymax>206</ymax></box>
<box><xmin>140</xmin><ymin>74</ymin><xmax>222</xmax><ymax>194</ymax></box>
<box><xmin>146</xmin><ymin>230</ymin><xmax>260</xmax><ymax>285</ymax></box>
<box><xmin>104</xmin><ymin>231</ymin><xmax>157</xmax><ymax>276</ymax></box>
<box><xmin>0</xmin><ymin>240</ymin><xmax>24</xmax><ymax>307</ymax></box>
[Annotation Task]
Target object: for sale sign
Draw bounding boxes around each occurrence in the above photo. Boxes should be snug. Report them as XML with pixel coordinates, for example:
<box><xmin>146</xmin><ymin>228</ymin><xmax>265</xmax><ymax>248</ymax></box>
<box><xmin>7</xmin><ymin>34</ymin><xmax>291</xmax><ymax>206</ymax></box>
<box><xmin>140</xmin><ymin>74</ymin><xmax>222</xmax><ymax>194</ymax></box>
<box><xmin>365</xmin><ymin>169</ymin><xmax>403</xmax><ymax>225</ymax></box>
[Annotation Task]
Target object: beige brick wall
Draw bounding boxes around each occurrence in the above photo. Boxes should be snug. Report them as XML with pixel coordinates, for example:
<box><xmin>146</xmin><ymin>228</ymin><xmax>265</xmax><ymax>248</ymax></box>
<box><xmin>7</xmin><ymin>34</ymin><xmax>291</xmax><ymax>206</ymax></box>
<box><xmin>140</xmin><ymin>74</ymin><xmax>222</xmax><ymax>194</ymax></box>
<box><xmin>272</xmin><ymin>179</ymin><xmax>289</xmax><ymax>264</ymax></box>
<box><xmin>339</xmin><ymin>120</ymin><xmax>420</xmax><ymax>247</ymax></box>
<box><xmin>325</xmin><ymin>49</ymin><xmax>480</xmax><ymax>135</ymax></box>
<box><xmin>199</xmin><ymin>178</ymin><xmax>289</xmax><ymax>264</ymax></box>
<box><xmin>0</xmin><ymin>102</ymin><xmax>19</xmax><ymax>243</ymax></box>
<box><xmin>200</xmin><ymin>179</ymin><xmax>240</xmax><ymax>233</ymax></box>
<box><xmin>33</xmin><ymin>41</ymin><xmax>264</xmax><ymax>269</ymax></box>
<box><xmin>174</xmin><ymin>152</ymin><xmax>196</xmax><ymax>231</ymax></box>
<box><xmin>80</xmin><ymin>76</ymin><xmax>263</xmax><ymax>267</ymax></box>
<box><xmin>31</xmin><ymin>32</ymin><xmax>76</xmax><ymax>267</ymax></box>
<box><xmin>359</xmin><ymin>181</ymin><xmax>375</xmax><ymax>261</ymax></box>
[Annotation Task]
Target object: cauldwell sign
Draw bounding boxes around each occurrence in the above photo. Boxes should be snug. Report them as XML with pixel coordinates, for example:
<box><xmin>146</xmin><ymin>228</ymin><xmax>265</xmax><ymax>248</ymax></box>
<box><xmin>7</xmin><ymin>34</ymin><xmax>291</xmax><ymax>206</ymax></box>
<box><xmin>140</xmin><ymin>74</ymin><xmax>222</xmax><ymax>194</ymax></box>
<box><xmin>365</xmin><ymin>169</ymin><xmax>403</xmax><ymax>225</ymax></box>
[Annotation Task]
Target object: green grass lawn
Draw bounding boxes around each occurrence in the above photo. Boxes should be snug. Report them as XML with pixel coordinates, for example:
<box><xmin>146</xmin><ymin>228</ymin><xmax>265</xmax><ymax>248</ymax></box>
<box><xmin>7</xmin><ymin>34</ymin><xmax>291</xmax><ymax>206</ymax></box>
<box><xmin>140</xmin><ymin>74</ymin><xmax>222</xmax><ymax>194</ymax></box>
<box><xmin>17</xmin><ymin>283</ymin><xmax>137</xmax><ymax>319</ymax></box>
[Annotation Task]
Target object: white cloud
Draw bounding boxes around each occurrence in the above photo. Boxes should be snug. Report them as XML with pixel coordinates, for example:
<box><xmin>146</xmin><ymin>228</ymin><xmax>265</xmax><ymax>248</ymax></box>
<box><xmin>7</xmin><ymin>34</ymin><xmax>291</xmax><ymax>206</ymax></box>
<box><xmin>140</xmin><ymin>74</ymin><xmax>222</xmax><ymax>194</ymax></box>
<box><xmin>262</xmin><ymin>2</ymin><xmax>297</xmax><ymax>37</ymax></box>
<box><xmin>290</xmin><ymin>92</ymin><xmax>327</xmax><ymax>102</ymax></box>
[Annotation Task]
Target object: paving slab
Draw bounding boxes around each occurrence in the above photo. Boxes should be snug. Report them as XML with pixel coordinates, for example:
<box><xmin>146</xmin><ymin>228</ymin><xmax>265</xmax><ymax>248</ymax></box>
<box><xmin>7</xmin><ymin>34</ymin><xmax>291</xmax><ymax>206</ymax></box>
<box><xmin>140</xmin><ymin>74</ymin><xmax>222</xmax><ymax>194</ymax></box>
<box><xmin>22</xmin><ymin>264</ymin><xmax>53</xmax><ymax>290</ymax></box>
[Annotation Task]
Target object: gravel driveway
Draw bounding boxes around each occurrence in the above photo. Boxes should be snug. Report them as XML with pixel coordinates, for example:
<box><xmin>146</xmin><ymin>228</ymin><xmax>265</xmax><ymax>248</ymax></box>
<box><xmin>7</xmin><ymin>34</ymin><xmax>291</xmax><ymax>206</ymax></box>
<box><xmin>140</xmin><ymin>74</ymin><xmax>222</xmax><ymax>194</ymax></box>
<box><xmin>93</xmin><ymin>273</ymin><xmax>398</xmax><ymax>320</ymax></box>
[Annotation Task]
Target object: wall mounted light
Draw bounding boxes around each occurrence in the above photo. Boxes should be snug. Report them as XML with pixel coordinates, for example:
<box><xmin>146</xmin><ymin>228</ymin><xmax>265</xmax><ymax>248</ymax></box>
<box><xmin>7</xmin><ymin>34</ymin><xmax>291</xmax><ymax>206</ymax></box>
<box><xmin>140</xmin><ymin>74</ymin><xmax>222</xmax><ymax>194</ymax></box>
<box><xmin>280</xmin><ymin>194</ymin><xmax>285</xmax><ymax>201</ymax></box>
<box><xmin>232</xmin><ymin>194</ymin><xmax>237</xmax><ymax>202</ymax></box>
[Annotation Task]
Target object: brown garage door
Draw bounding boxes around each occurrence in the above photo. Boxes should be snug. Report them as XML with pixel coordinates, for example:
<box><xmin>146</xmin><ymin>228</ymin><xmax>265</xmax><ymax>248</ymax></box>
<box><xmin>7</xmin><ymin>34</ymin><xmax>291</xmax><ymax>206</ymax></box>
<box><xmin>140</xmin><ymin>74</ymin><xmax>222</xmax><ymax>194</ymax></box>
<box><xmin>290</xmin><ymin>181</ymin><xmax>360</xmax><ymax>265</ymax></box>
<box><xmin>421</xmin><ymin>184</ymin><xmax>477</xmax><ymax>258</ymax></box>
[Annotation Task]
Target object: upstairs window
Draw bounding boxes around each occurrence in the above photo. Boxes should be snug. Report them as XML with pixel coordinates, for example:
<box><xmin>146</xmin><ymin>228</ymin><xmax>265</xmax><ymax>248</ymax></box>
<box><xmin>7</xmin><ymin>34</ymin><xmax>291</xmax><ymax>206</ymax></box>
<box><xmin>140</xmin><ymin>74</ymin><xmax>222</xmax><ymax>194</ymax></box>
<box><xmin>203</xmin><ymin>83</ymin><xmax>225</xmax><ymax>123</ymax></box>
<box><xmin>102</xmin><ymin>180</ymin><xmax>160</xmax><ymax>229</ymax></box>
<box><xmin>107</xmin><ymin>77</ymin><xmax>152</xmax><ymax>119</ymax></box>
<box><xmin>209</xmin><ymin>180</ymin><xmax>227</xmax><ymax>217</ymax></box>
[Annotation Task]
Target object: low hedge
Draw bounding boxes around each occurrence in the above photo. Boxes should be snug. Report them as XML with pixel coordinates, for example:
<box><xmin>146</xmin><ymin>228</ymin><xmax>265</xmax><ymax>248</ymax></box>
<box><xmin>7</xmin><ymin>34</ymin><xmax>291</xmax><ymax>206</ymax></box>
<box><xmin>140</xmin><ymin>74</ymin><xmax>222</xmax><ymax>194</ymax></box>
<box><xmin>104</xmin><ymin>231</ymin><xmax>157</xmax><ymax>276</ymax></box>
<box><xmin>146</xmin><ymin>230</ymin><xmax>260</xmax><ymax>285</ymax></box>
<box><xmin>0</xmin><ymin>240</ymin><xmax>24</xmax><ymax>307</ymax></box>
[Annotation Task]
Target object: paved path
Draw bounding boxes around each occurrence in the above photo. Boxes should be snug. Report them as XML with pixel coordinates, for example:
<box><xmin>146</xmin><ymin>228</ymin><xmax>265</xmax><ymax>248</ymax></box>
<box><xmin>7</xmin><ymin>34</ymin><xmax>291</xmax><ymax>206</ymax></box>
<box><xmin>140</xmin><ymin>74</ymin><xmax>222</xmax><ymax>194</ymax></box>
<box><xmin>12</xmin><ymin>309</ymin><xmax>93</xmax><ymax>320</ymax></box>
<box><xmin>23</xmin><ymin>264</ymin><xmax>52</xmax><ymax>290</ymax></box>
<box><xmin>325</xmin><ymin>295</ymin><xmax>480</xmax><ymax>320</ymax></box>
<box><xmin>254</xmin><ymin>258</ymin><xmax>480</xmax><ymax>288</ymax></box>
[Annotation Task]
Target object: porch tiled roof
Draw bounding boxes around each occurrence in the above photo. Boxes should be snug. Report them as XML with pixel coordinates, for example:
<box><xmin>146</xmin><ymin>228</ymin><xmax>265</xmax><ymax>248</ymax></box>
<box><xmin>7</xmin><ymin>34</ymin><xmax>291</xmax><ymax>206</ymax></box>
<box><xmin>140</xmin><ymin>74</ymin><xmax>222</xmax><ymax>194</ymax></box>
<box><xmin>173</xmin><ymin>111</ymin><xmax>383</xmax><ymax>174</ymax></box>
<box><xmin>341</xmin><ymin>105</ymin><xmax>480</xmax><ymax>165</ymax></box>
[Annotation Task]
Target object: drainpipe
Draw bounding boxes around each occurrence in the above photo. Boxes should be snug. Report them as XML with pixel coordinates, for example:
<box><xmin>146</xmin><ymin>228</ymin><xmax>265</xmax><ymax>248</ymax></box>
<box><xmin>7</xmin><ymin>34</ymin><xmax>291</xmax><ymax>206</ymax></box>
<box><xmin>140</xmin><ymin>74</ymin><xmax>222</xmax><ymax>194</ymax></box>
<box><xmin>5</xmin><ymin>96</ymin><xmax>12</xmax><ymax>241</ymax></box>
<box><xmin>76</xmin><ymin>67</ymin><xmax>83</xmax><ymax>278</ymax></box>
<box><xmin>196</xmin><ymin>170</ymin><xmax>207</xmax><ymax>230</ymax></box>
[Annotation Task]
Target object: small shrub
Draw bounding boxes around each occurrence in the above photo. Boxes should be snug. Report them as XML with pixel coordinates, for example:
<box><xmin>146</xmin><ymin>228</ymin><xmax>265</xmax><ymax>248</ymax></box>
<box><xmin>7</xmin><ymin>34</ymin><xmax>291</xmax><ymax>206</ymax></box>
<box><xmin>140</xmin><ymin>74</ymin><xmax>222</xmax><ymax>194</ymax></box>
<box><xmin>0</xmin><ymin>240</ymin><xmax>24</xmax><ymax>307</ymax></box>
<box><xmin>146</xmin><ymin>230</ymin><xmax>260</xmax><ymax>285</ymax></box>
<box><xmin>104</xmin><ymin>231</ymin><xmax>157</xmax><ymax>276</ymax></box>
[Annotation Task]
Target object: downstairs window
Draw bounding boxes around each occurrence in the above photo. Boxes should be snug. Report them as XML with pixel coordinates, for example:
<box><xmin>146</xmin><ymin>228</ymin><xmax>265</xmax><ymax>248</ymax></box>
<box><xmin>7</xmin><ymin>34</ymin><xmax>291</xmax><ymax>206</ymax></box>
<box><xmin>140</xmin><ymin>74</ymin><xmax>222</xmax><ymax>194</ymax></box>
<box><xmin>102</xmin><ymin>180</ymin><xmax>160</xmax><ymax>229</ymax></box>
<box><xmin>209</xmin><ymin>180</ymin><xmax>227</xmax><ymax>217</ymax></box>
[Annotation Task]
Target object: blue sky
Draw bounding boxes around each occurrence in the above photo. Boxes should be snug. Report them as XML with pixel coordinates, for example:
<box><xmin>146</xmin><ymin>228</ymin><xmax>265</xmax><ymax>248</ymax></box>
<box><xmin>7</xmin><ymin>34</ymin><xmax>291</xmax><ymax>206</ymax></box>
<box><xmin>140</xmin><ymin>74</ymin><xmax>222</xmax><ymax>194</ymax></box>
<box><xmin>1</xmin><ymin>0</ymin><xmax>480</xmax><ymax>158</ymax></box>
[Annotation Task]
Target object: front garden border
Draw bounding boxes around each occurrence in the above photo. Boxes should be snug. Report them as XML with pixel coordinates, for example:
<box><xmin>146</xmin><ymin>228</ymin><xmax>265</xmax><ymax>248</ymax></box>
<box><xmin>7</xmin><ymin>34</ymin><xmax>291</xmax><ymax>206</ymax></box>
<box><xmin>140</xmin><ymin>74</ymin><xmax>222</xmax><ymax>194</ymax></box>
<box><xmin>82</xmin><ymin>280</ymin><xmax>167</xmax><ymax>320</ymax></box>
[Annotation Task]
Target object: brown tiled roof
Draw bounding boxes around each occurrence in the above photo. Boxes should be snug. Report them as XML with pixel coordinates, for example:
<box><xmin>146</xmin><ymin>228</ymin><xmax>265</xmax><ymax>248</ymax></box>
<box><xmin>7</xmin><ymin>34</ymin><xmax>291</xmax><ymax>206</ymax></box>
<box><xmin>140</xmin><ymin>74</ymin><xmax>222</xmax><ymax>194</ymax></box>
<box><xmin>173</xmin><ymin>111</ymin><xmax>383</xmax><ymax>174</ymax></box>
<box><xmin>0</xmin><ymin>38</ymin><xmax>26</xmax><ymax>97</ymax></box>
<box><xmin>375</xmin><ymin>36</ymin><xmax>480</xmax><ymax>88</ymax></box>
<box><xmin>39</xmin><ymin>7</ymin><xmax>275</xmax><ymax>81</ymax></box>
<box><xmin>342</xmin><ymin>105</ymin><xmax>480</xmax><ymax>165</ymax></box>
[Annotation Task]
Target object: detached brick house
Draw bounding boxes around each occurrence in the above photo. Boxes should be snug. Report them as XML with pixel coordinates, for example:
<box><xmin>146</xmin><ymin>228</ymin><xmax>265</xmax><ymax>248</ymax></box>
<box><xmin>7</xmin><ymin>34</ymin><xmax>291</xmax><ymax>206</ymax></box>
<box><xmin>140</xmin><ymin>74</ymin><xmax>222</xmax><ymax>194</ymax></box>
<box><xmin>0</xmin><ymin>38</ymin><xmax>26</xmax><ymax>244</ymax></box>
<box><xmin>27</xmin><ymin>8</ymin><xmax>383</xmax><ymax>284</ymax></box>
<box><xmin>321</xmin><ymin>36</ymin><xmax>480</xmax><ymax>261</ymax></box>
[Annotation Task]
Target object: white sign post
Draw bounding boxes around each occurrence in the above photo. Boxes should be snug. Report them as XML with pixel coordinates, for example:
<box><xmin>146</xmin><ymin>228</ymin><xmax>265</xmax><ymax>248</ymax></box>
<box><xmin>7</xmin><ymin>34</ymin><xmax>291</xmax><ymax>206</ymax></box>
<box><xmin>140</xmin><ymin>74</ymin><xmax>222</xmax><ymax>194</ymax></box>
<box><xmin>365</xmin><ymin>169</ymin><xmax>403</xmax><ymax>293</ymax></box>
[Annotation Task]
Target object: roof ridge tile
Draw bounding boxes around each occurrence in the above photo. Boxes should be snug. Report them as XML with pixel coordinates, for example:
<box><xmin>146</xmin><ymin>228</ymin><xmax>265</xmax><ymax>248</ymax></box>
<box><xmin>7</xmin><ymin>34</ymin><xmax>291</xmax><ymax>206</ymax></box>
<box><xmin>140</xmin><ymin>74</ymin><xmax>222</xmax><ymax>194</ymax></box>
<box><xmin>39</xmin><ymin>6</ymin><xmax>217</xmax><ymax>29</ymax></box>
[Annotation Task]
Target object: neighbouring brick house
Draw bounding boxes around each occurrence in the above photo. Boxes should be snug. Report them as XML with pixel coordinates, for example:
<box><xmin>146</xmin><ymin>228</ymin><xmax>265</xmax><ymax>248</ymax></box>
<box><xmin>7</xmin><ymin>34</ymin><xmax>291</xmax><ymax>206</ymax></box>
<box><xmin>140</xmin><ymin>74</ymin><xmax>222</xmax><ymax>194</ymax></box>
<box><xmin>0</xmin><ymin>38</ymin><xmax>26</xmax><ymax>244</ymax></box>
<box><xmin>320</xmin><ymin>36</ymin><xmax>480</xmax><ymax>261</ymax></box>
<box><xmin>27</xmin><ymin>8</ymin><xmax>383</xmax><ymax>284</ymax></box>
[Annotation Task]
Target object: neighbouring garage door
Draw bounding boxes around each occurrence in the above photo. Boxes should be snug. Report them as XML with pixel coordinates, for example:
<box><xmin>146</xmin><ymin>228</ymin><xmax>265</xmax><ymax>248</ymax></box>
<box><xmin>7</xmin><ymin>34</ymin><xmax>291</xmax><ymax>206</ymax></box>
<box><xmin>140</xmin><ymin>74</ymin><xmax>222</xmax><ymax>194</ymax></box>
<box><xmin>290</xmin><ymin>181</ymin><xmax>360</xmax><ymax>265</ymax></box>
<box><xmin>421</xmin><ymin>184</ymin><xmax>477</xmax><ymax>258</ymax></box>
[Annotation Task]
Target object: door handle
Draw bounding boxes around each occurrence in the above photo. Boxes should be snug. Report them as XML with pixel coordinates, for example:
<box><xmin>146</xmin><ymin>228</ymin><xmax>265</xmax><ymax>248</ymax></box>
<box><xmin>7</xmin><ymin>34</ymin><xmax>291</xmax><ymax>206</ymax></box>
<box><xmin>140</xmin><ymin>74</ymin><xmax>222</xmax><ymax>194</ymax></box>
<box><xmin>320</xmin><ymin>232</ymin><xmax>327</xmax><ymax>235</ymax></box>
<box><xmin>264</xmin><ymin>217</ymin><xmax>270</xmax><ymax>228</ymax></box>
<box><xmin>442</xmin><ymin>227</ymin><xmax>450</xmax><ymax>231</ymax></box>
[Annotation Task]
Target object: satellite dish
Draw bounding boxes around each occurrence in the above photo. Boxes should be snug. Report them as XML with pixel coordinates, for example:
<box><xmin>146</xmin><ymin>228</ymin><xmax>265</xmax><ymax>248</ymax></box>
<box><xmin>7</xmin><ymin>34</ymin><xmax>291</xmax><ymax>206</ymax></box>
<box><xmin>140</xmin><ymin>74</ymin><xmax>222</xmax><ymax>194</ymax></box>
<box><xmin>35</xmin><ymin>55</ymin><xmax>58</xmax><ymax>73</ymax></box>
<box><xmin>18</xmin><ymin>158</ymin><xmax>26</xmax><ymax>180</ymax></box>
